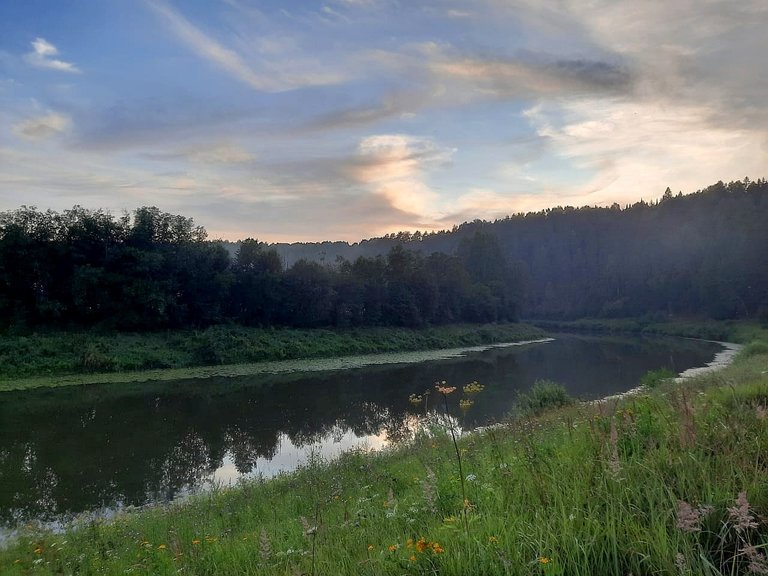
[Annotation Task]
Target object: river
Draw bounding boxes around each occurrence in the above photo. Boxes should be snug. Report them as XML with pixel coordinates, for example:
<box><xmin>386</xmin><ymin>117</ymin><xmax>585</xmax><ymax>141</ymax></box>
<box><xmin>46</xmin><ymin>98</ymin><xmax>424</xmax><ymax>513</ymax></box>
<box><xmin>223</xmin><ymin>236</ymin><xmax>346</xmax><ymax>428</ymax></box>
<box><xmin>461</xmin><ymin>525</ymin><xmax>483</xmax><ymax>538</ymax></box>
<box><xmin>0</xmin><ymin>333</ymin><xmax>724</xmax><ymax>539</ymax></box>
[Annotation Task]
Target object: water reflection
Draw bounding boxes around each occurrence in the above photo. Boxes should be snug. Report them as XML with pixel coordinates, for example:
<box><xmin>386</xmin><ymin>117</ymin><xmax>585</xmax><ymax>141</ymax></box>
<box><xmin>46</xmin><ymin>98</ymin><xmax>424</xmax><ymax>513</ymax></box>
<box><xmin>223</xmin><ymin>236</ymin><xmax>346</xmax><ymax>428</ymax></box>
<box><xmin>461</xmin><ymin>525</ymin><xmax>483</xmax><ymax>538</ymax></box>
<box><xmin>0</xmin><ymin>334</ymin><xmax>721</xmax><ymax>530</ymax></box>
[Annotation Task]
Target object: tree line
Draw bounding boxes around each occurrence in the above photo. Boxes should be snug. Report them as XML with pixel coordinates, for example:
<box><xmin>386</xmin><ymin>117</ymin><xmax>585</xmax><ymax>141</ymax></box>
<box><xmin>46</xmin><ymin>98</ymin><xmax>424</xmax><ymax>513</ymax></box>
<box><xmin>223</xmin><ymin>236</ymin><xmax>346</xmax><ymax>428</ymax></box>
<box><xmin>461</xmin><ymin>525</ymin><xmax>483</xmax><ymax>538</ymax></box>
<box><xmin>270</xmin><ymin>178</ymin><xmax>768</xmax><ymax>321</ymax></box>
<box><xmin>0</xmin><ymin>206</ymin><xmax>520</xmax><ymax>330</ymax></box>
<box><xmin>2</xmin><ymin>177</ymin><xmax>765</xmax><ymax>331</ymax></box>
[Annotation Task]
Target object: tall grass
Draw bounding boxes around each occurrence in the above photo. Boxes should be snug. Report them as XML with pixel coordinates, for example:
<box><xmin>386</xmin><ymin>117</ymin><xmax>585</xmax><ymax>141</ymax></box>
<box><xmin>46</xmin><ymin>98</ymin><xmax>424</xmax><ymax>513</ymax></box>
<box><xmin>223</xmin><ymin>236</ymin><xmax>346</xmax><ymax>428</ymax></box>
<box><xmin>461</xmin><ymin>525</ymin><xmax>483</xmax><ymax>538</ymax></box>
<box><xmin>1</xmin><ymin>348</ymin><xmax>766</xmax><ymax>575</ymax></box>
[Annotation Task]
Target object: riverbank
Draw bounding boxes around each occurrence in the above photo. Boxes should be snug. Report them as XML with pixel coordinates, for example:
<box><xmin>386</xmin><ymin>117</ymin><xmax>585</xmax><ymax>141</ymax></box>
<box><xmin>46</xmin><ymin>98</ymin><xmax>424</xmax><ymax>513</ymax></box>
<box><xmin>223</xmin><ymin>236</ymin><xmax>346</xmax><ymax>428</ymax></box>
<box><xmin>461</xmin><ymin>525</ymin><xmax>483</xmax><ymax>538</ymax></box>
<box><xmin>529</xmin><ymin>317</ymin><xmax>767</xmax><ymax>343</ymax></box>
<box><xmin>0</xmin><ymin>323</ymin><xmax>546</xmax><ymax>392</ymax></box>
<box><xmin>2</xmin><ymin>338</ymin><xmax>766</xmax><ymax>574</ymax></box>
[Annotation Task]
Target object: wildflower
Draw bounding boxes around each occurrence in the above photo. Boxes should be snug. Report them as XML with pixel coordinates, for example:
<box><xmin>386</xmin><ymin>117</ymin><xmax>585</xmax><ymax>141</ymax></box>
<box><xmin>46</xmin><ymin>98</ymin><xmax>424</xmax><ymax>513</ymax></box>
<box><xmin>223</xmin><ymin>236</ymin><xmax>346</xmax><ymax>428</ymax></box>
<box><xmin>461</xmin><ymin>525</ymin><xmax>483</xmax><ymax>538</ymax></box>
<box><xmin>158</xmin><ymin>544</ymin><xmax>166</xmax><ymax>550</ymax></box>
<box><xmin>675</xmin><ymin>553</ymin><xmax>687</xmax><ymax>573</ymax></box>
<box><xmin>14</xmin><ymin>559</ymin><xmax>21</xmax><ymax>564</ymax></box>
<box><xmin>539</xmin><ymin>556</ymin><xmax>551</xmax><ymax>564</ymax></box>
<box><xmin>463</xmin><ymin>381</ymin><xmax>484</xmax><ymax>394</ymax></box>
<box><xmin>409</xmin><ymin>394</ymin><xmax>423</xmax><ymax>405</ymax></box>
<box><xmin>728</xmin><ymin>491</ymin><xmax>758</xmax><ymax>532</ymax></box>
<box><xmin>191</xmin><ymin>539</ymin><xmax>201</xmax><ymax>545</ymax></box>
<box><xmin>300</xmin><ymin>516</ymin><xmax>317</xmax><ymax>536</ymax></box>
<box><xmin>33</xmin><ymin>546</ymin><xmax>43</xmax><ymax>555</ymax></box>
<box><xmin>488</xmin><ymin>536</ymin><xmax>498</xmax><ymax>544</ymax></box>
<box><xmin>459</xmin><ymin>398</ymin><xmax>474</xmax><ymax>411</ymax></box>
<box><xmin>435</xmin><ymin>382</ymin><xmax>457</xmax><ymax>395</ymax></box>
<box><xmin>443</xmin><ymin>515</ymin><xmax>457</xmax><ymax>523</ymax></box>
<box><xmin>410</xmin><ymin>555</ymin><xmax>417</xmax><ymax>562</ymax></box>
<box><xmin>406</xmin><ymin>539</ymin><xmax>413</xmax><ymax>548</ymax></box>
<box><xmin>367</xmin><ymin>544</ymin><xmax>374</xmax><ymax>551</ymax></box>
<box><xmin>259</xmin><ymin>529</ymin><xmax>272</xmax><ymax>560</ymax></box>
<box><xmin>463</xmin><ymin>498</ymin><xmax>475</xmax><ymax>511</ymax></box>
<box><xmin>465</xmin><ymin>473</ymin><xmax>477</xmax><ymax>482</ymax></box>
<box><xmin>744</xmin><ymin>545</ymin><xmax>768</xmax><ymax>574</ymax></box>
<box><xmin>431</xmin><ymin>542</ymin><xmax>444</xmax><ymax>554</ymax></box>
<box><xmin>416</xmin><ymin>537</ymin><xmax>428</xmax><ymax>552</ymax></box>
<box><xmin>388</xmin><ymin>544</ymin><xmax>398</xmax><ymax>552</ymax></box>
<box><xmin>676</xmin><ymin>500</ymin><xmax>704</xmax><ymax>533</ymax></box>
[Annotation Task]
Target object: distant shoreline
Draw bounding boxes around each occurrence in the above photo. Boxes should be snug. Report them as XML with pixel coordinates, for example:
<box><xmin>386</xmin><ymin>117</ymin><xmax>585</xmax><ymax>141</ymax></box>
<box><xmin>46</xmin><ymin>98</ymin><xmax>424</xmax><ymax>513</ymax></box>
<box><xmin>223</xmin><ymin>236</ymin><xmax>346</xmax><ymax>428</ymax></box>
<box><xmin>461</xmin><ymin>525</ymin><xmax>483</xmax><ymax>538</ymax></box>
<box><xmin>0</xmin><ymin>323</ymin><xmax>547</xmax><ymax>392</ymax></box>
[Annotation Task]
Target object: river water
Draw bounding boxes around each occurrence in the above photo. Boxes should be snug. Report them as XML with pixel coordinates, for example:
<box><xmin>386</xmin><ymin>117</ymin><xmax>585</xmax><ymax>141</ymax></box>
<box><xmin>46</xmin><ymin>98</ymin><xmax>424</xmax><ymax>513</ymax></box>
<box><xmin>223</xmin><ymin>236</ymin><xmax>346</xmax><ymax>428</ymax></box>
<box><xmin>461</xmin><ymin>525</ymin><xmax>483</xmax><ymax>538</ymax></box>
<box><xmin>0</xmin><ymin>333</ymin><xmax>723</xmax><ymax>537</ymax></box>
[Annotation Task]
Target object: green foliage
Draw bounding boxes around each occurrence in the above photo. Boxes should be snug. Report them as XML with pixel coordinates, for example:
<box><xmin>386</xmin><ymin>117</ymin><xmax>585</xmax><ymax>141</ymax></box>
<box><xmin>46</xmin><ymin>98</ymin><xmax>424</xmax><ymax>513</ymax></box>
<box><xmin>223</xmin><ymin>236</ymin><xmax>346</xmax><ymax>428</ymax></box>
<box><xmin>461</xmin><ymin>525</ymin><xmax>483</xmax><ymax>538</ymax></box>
<box><xmin>513</xmin><ymin>379</ymin><xmax>574</xmax><ymax>416</ymax></box>
<box><xmin>640</xmin><ymin>367</ymin><xmax>677</xmax><ymax>388</ymax></box>
<box><xmin>0</xmin><ymin>323</ymin><xmax>546</xmax><ymax>388</ymax></box>
<box><xmin>2</xmin><ymin>349</ymin><xmax>766</xmax><ymax>575</ymax></box>
<box><xmin>740</xmin><ymin>340</ymin><xmax>768</xmax><ymax>358</ymax></box>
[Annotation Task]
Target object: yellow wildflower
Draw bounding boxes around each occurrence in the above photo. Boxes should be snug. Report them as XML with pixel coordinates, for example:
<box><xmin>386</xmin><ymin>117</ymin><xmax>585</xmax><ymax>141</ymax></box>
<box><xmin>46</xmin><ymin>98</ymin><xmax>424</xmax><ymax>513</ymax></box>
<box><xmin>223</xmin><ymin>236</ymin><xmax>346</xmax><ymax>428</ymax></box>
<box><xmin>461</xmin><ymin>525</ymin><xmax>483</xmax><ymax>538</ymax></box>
<box><xmin>539</xmin><ymin>556</ymin><xmax>551</xmax><ymax>564</ymax></box>
<box><xmin>192</xmin><ymin>539</ymin><xmax>201</xmax><ymax>545</ymax></box>
<box><xmin>409</xmin><ymin>555</ymin><xmax>417</xmax><ymax>562</ymax></box>
<box><xmin>33</xmin><ymin>547</ymin><xmax>43</xmax><ymax>555</ymax></box>
<box><xmin>488</xmin><ymin>536</ymin><xmax>498</xmax><ymax>544</ymax></box>
<box><xmin>415</xmin><ymin>537</ymin><xmax>428</xmax><ymax>553</ymax></box>
<box><xmin>367</xmin><ymin>544</ymin><xmax>374</xmax><ymax>551</ymax></box>
<box><xmin>388</xmin><ymin>544</ymin><xmax>397</xmax><ymax>552</ymax></box>
<box><xmin>463</xmin><ymin>381</ymin><xmax>485</xmax><ymax>394</ymax></box>
<box><xmin>459</xmin><ymin>398</ymin><xmax>474</xmax><ymax>411</ymax></box>
<box><xmin>158</xmin><ymin>544</ymin><xmax>166</xmax><ymax>550</ymax></box>
<box><xmin>406</xmin><ymin>538</ymin><xmax>413</xmax><ymax>548</ymax></box>
<box><xmin>431</xmin><ymin>542</ymin><xmax>444</xmax><ymax>554</ymax></box>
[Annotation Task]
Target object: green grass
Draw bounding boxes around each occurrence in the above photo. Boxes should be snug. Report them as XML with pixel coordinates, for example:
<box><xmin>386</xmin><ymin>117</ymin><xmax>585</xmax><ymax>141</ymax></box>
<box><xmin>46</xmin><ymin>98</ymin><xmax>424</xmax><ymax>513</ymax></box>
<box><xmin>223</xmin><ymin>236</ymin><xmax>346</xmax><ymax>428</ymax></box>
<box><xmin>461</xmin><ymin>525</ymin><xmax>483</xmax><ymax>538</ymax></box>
<box><xmin>639</xmin><ymin>367</ymin><xmax>678</xmax><ymax>389</ymax></box>
<box><xmin>2</xmin><ymin>341</ymin><xmax>766</xmax><ymax>574</ymax></box>
<box><xmin>0</xmin><ymin>323</ymin><xmax>546</xmax><ymax>390</ymax></box>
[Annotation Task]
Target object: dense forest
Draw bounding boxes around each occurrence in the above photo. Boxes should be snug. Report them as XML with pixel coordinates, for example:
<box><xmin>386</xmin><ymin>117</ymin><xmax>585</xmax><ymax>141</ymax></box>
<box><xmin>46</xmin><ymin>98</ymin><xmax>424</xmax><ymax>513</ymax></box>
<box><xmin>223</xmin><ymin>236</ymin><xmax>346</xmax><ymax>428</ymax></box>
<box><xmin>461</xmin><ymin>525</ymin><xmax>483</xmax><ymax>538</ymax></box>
<box><xmin>265</xmin><ymin>178</ymin><xmax>768</xmax><ymax>320</ymax></box>
<box><xmin>0</xmin><ymin>207</ymin><xmax>519</xmax><ymax>330</ymax></box>
<box><xmin>1</xmin><ymin>178</ymin><xmax>766</xmax><ymax>332</ymax></box>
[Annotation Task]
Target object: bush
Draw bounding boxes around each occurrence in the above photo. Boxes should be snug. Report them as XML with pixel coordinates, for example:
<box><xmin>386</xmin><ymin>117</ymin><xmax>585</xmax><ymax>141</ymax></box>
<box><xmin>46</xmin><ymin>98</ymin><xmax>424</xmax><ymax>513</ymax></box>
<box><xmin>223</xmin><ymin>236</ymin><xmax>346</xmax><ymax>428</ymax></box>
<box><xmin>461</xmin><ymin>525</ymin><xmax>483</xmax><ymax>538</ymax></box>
<box><xmin>640</xmin><ymin>368</ymin><xmax>677</xmax><ymax>389</ymax></box>
<box><xmin>740</xmin><ymin>340</ymin><xmax>768</xmax><ymax>358</ymax></box>
<box><xmin>514</xmin><ymin>379</ymin><xmax>574</xmax><ymax>416</ymax></box>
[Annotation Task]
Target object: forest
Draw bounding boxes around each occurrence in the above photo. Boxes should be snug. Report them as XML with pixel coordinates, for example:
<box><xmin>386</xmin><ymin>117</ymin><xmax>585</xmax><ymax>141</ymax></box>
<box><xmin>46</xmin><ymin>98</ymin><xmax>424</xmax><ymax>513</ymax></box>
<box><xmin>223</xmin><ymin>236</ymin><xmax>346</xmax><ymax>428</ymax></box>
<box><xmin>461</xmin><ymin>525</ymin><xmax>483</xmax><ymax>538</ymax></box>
<box><xmin>0</xmin><ymin>207</ymin><xmax>519</xmax><ymax>330</ymax></box>
<box><xmin>268</xmin><ymin>178</ymin><xmax>768</xmax><ymax>320</ymax></box>
<box><xmin>0</xmin><ymin>177</ymin><xmax>766</xmax><ymax>332</ymax></box>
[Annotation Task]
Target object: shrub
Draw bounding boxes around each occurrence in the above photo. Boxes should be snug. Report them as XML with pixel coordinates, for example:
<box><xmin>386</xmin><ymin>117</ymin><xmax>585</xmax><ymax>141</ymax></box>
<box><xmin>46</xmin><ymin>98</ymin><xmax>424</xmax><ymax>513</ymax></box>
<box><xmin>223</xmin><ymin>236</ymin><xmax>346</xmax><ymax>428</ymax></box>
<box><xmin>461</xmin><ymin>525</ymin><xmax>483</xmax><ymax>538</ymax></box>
<box><xmin>514</xmin><ymin>379</ymin><xmax>574</xmax><ymax>416</ymax></box>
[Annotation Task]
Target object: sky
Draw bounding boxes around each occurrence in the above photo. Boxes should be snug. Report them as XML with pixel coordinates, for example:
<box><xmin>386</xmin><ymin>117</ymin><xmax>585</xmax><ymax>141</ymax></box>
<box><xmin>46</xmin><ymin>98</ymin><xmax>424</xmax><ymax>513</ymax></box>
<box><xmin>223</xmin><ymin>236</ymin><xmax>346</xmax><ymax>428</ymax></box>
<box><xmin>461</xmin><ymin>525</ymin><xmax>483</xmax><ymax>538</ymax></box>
<box><xmin>1</xmin><ymin>0</ymin><xmax>766</xmax><ymax>242</ymax></box>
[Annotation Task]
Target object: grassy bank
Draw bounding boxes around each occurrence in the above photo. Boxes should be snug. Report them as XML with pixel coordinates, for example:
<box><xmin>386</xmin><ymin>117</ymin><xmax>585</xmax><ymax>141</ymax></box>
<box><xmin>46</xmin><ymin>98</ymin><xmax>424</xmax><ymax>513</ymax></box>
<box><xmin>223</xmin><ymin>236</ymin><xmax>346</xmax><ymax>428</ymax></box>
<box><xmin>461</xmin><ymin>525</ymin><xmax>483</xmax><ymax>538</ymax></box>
<box><xmin>0</xmin><ymin>323</ymin><xmax>545</xmax><ymax>389</ymax></box>
<box><xmin>530</xmin><ymin>317</ymin><xmax>768</xmax><ymax>344</ymax></box>
<box><xmin>2</xmin><ymin>340</ymin><xmax>766</xmax><ymax>574</ymax></box>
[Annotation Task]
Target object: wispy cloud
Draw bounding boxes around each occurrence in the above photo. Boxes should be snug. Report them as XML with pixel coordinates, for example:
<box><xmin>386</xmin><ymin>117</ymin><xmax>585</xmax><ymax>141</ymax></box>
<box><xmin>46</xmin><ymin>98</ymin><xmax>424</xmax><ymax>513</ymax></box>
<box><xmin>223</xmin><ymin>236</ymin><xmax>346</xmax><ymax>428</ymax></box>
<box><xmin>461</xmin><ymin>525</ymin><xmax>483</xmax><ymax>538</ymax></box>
<box><xmin>13</xmin><ymin>112</ymin><xmax>72</xmax><ymax>140</ymax></box>
<box><xmin>145</xmin><ymin>0</ymin><xmax>345</xmax><ymax>92</ymax></box>
<box><xmin>24</xmin><ymin>38</ymin><xmax>80</xmax><ymax>73</ymax></box>
<box><xmin>431</xmin><ymin>52</ymin><xmax>633</xmax><ymax>100</ymax></box>
<box><xmin>143</xmin><ymin>143</ymin><xmax>254</xmax><ymax>165</ymax></box>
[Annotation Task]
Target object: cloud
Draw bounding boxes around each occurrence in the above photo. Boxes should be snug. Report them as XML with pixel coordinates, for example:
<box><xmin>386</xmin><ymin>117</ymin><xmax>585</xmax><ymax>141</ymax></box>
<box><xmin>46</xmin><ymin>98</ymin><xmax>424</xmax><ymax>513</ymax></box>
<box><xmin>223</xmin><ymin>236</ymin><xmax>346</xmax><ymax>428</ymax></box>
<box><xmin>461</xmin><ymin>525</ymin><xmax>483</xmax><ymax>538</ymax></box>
<box><xmin>522</xmin><ymin>98</ymin><xmax>767</xmax><ymax>207</ymax></box>
<box><xmin>143</xmin><ymin>143</ymin><xmax>254</xmax><ymax>165</ymax></box>
<box><xmin>431</xmin><ymin>53</ymin><xmax>633</xmax><ymax>100</ymax></box>
<box><xmin>24</xmin><ymin>38</ymin><xmax>80</xmax><ymax>73</ymax></box>
<box><xmin>347</xmin><ymin>134</ymin><xmax>453</xmax><ymax>215</ymax></box>
<box><xmin>145</xmin><ymin>0</ymin><xmax>345</xmax><ymax>92</ymax></box>
<box><xmin>13</xmin><ymin>113</ymin><xmax>72</xmax><ymax>140</ymax></box>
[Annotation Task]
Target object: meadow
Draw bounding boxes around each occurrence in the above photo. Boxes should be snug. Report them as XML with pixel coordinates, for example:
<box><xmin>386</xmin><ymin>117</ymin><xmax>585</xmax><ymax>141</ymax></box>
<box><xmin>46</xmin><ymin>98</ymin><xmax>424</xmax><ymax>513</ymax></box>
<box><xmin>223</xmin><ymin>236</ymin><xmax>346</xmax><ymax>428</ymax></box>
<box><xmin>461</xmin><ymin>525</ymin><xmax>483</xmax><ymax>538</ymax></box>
<box><xmin>1</xmin><ymin>328</ymin><xmax>766</xmax><ymax>575</ymax></box>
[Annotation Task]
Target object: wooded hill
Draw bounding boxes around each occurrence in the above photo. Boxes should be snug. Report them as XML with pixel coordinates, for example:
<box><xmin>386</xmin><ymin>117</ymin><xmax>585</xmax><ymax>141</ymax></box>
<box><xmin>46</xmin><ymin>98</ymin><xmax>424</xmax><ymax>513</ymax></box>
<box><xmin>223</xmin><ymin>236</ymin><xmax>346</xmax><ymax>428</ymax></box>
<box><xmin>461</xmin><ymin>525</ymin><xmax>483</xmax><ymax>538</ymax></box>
<box><xmin>1</xmin><ymin>178</ymin><xmax>765</xmax><ymax>331</ymax></box>
<box><xmin>263</xmin><ymin>178</ymin><xmax>768</xmax><ymax>320</ymax></box>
